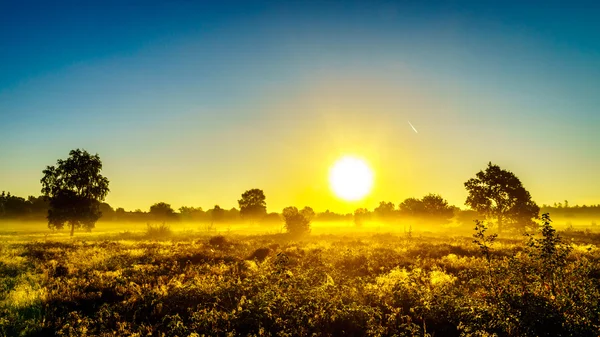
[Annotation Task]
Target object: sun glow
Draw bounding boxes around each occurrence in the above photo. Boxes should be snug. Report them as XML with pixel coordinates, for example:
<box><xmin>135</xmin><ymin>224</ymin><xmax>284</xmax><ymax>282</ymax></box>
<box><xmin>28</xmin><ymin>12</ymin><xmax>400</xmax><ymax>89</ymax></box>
<box><xmin>329</xmin><ymin>156</ymin><xmax>374</xmax><ymax>201</ymax></box>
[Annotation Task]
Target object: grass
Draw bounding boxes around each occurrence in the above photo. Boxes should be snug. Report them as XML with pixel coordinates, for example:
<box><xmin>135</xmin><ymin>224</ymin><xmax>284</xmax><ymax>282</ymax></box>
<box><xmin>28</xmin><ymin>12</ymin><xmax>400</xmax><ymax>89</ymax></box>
<box><xmin>145</xmin><ymin>223</ymin><xmax>172</xmax><ymax>239</ymax></box>
<box><xmin>0</xmin><ymin>218</ymin><xmax>599</xmax><ymax>336</ymax></box>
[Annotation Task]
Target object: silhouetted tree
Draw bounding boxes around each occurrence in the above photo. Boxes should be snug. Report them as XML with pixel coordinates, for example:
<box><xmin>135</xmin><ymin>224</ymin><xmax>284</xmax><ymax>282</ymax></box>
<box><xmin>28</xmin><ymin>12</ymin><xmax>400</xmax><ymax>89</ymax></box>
<box><xmin>115</xmin><ymin>207</ymin><xmax>126</xmax><ymax>220</ymax></box>
<box><xmin>238</xmin><ymin>189</ymin><xmax>267</xmax><ymax>222</ymax></box>
<box><xmin>179</xmin><ymin>206</ymin><xmax>205</xmax><ymax>221</ymax></box>
<box><xmin>300</xmin><ymin>206</ymin><xmax>315</xmax><ymax>222</ymax></box>
<box><xmin>316</xmin><ymin>210</ymin><xmax>352</xmax><ymax>222</ymax></box>
<box><xmin>99</xmin><ymin>202</ymin><xmax>115</xmax><ymax>220</ymax></box>
<box><xmin>398</xmin><ymin>195</ymin><xmax>454</xmax><ymax>224</ymax></box>
<box><xmin>0</xmin><ymin>193</ymin><xmax>49</xmax><ymax>220</ymax></box>
<box><xmin>209</xmin><ymin>205</ymin><xmax>225</xmax><ymax>223</ymax></box>
<box><xmin>149</xmin><ymin>202</ymin><xmax>176</xmax><ymax>222</ymax></box>
<box><xmin>374</xmin><ymin>201</ymin><xmax>396</xmax><ymax>220</ymax></box>
<box><xmin>465</xmin><ymin>162</ymin><xmax>540</xmax><ymax>232</ymax></box>
<box><xmin>0</xmin><ymin>192</ymin><xmax>28</xmax><ymax>218</ymax></box>
<box><xmin>225</xmin><ymin>207</ymin><xmax>241</xmax><ymax>222</ymax></box>
<box><xmin>282</xmin><ymin>206</ymin><xmax>311</xmax><ymax>236</ymax></box>
<box><xmin>421</xmin><ymin>194</ymin><xmax>455</xmax><ymax>224</ymax></box>
<box><xmin>27</xmin><ymin>195</ymin><xmax>49</xmax><ymax>219</ymax></box>
<box><xmin>41</xmin><ymin>149</ymin><xmax>110</xmax><ymax>236</ymax></box>
<box><xmin>398</xmin><ymin>198</ymin><xmax>426</xmax><ymax>217</ymax></box>
<box><xmin>354</xmin><ymin>208</ymin><xmax>370</xmax><ymax>227</ymax></box>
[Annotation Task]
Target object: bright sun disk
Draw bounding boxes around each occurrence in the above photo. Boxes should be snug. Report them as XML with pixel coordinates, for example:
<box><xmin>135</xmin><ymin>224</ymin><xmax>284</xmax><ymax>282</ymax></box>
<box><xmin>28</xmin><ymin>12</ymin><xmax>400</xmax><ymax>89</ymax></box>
<box><xmin>329</xmin><ymin>156</ymin><xmax>374</xmax><ymax>201</ymax></box>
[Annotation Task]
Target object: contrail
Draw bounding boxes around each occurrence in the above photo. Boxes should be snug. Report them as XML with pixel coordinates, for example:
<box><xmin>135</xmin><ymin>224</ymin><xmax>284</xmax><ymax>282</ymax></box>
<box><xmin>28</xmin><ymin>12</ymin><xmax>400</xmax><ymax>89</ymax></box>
<box><xmin>408</xmin><ymin>121</ymin><xmax>418</xmax><ymax>134</ymax></box>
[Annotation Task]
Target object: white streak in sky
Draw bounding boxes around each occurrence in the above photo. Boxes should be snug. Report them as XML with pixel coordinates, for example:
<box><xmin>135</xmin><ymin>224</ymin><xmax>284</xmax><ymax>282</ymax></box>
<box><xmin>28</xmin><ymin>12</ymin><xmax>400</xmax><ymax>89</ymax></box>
<box><xmin>408</xmin><ymin>121</ymin><xmax>418</xmax><ymax>134</ymax></box>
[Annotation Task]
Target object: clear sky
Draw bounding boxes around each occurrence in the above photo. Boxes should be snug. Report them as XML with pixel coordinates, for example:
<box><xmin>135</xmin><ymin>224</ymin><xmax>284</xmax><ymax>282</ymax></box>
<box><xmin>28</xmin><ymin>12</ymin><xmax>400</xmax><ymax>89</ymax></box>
<box><xmin>1</xmin><ymin>1</ymin><xmax>599</xmax><ymax>213</ymax></box>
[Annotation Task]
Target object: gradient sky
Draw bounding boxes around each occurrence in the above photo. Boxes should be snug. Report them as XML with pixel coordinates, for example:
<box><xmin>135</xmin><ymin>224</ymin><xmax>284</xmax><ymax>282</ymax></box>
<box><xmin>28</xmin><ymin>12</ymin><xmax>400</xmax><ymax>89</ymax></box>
<box><xmin>1</xmin><ymin>1</ymin><xmax>599</xmax><ymax>213</ymax></box>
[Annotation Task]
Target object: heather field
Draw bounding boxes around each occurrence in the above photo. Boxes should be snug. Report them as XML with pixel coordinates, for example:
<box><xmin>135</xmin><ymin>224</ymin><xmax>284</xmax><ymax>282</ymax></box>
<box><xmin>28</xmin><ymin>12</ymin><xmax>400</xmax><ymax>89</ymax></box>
<box><xmin>1</xmin><ymin>217</ymin><xmax>599</xmax><ymax>337</ymax></box>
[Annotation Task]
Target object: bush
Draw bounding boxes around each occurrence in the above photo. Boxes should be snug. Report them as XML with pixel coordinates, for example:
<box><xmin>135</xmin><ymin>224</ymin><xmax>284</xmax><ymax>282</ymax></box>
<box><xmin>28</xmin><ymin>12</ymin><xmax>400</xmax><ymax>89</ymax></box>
<box><xmin>145</xmin><ymin>223</ymin><xmax>172</xmax><ymax>238</ymax></box>
<box><xmin>208</xmin><ymin>235</ymin><xmax>228</xmax><ymax>247</ymax></box>
<box><xmin>282</xmin><ymin>207</ymin><xmax>312</xmax><ymax>236</ymax></box>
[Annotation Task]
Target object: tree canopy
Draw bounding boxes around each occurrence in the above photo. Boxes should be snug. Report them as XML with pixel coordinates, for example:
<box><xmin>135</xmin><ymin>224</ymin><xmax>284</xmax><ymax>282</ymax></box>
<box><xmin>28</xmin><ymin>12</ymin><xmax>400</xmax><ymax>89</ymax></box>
<box><xmin>40</xmin><ymin>149</ymin><xmax>110</xmax><ymax>236</ymax></box>
<box><xmin>374</xmin><ymin>201</ymin><xmax>396</xmax><ymax>220</ymax></box>
<box><xmin>398</xmin><ymin>194</ymin><xmax>454</xmax><ymax>224</ymax></box>
<box><xmin>282</xmin><ymin>206</ymin><xmax>313</xmax><ymax>236</ymax></box>
<box><xmin>238</xmin><ymin>189</ymin><xmax>267</xmax><ymax>221</ymax></box>
<box><xmin>149</xmin><ymin>202</ymin><xmax>176</xmax><ymax>221</ymax></box>
<box><xmin>465</xmin><ymin>162</ymin><xmax>540</xmax><ymax>232</ymax></box>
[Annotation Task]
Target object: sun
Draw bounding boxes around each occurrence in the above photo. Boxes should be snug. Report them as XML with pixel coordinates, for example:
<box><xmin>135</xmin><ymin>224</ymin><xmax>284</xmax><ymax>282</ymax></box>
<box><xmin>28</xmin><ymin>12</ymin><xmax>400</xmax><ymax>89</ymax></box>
<box><xmin>329</xmin><ymin>156</ymin><xmax>374</xmax><ymax>201</ymax></box>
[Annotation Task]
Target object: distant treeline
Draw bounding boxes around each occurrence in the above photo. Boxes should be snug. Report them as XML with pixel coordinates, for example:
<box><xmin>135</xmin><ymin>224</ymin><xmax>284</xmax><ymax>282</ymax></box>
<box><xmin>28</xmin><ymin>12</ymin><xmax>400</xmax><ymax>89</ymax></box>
<box><xmin>2</xmin><ymin>191</ymin><xmax>599</xmax><ymax>226</ymax></box>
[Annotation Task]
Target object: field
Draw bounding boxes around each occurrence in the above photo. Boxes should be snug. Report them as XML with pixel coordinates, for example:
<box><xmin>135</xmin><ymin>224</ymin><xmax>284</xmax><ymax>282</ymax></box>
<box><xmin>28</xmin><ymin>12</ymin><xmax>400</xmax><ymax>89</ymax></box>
<box><xmin>1</xmin><ymin>219</ymin><xmax>600</xmax><ymax>337</ymax></box>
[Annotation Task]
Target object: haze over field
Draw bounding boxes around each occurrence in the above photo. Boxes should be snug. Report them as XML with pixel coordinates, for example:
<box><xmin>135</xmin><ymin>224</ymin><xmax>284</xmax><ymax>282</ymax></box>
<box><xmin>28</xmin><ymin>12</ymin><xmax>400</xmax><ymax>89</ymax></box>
<box><xmin>1</xmin><ymin>1</ymin><xmax>599</xmax><ymax>213</ymax></box>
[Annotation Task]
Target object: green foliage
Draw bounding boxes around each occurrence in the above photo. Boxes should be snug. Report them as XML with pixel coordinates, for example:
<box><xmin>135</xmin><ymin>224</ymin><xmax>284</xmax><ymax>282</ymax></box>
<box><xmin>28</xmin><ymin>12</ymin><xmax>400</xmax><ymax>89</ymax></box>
<box><xmin>0</xmin><ymin>216</ymin><xmax>599</xmax><ymax>336</ymax></box>
<box><xmin>465</xmin><ymin>162</ymin><xmax>540</xmax><ymax>232</ymax></box>
<box><xmin>472</xmin><ymin>220</ymin><xmax>498</xmax><ymax>263</ymax></box>
<box><xmin>40</xmin><ymin>149</ymin><xmax>110</xmax><ymax>236</ymax></box>
<box><xmin>524</xmin><ymin>213</ymin><xmax>574</xmax><ymax>296</ymax></box>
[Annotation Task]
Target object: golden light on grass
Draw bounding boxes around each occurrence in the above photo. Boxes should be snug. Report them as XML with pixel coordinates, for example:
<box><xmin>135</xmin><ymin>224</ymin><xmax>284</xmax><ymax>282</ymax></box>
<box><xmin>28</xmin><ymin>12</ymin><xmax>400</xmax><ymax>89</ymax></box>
<box><xmin>329</xmin><ymin>155</ymin><xmax>374</xmax><ymax>201</ymax></box>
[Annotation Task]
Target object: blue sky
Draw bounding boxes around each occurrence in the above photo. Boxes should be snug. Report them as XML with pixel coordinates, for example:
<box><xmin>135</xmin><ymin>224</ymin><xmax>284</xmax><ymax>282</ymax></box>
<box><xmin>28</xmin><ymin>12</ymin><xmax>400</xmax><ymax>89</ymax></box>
<box><xmin>1</xmin><ymin>0</ymin><xmax>599</xmax><ymax>212</ymax></box>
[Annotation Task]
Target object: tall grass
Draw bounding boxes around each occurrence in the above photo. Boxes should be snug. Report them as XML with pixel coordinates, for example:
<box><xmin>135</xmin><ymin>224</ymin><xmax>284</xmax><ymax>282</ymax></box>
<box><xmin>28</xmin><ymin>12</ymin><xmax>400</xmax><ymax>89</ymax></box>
<box><xmin>145</xmin><ymin>223</ymin><xmax>172</xmax><ymax>238</ymax></box>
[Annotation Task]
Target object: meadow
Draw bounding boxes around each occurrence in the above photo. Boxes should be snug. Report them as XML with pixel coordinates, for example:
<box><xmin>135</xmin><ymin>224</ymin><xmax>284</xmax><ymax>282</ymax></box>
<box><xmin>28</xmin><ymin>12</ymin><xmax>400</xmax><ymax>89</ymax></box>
<box><xmin>1</xmin><ymin>218</ymin><xmax>599</xmax><ymax>337</ymax></box>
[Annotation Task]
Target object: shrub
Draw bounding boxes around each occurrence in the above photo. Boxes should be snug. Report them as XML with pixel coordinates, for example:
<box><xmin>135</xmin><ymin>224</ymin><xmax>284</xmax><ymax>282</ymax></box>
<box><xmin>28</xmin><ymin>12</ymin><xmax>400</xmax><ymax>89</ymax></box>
<box><xmin>145</xmin><ymin>223</ymin><xmax>172</xmax><ymax>238</ymax></box>
<box><xmin>247</xmin><ymin>247</ymin><xmax>271</xmax><ymax>262</ymax></box>
<box><xmin>282</xmin><ymin>207</ymin><xmax>312</xmax><ymax>236</ymax></box>
<box><xmin>208</xmin><ymin>235</ymin><xmax>228</xmax><ymax>247</ymax></box>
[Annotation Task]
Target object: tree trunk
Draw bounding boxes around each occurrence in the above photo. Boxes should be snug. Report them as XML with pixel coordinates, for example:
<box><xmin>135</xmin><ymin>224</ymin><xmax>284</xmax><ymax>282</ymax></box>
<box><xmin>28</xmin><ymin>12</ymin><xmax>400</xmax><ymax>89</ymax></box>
<box><xmin>70</xmin><ymin>223</ymin><xmax>75</xmax><ymax>236</ymax></box>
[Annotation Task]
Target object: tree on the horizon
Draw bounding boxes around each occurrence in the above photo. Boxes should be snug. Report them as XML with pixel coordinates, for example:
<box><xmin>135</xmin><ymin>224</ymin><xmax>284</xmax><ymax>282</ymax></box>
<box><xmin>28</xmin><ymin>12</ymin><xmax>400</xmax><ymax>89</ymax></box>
<box><xmin>398</xmin><ymin>198</ymin><xmax>426</xmax><ymax>217</ymax></box>
<box><xmin>374</xmin><ymin>201</ymin><xmax>396</xmax><ymax>220</ymax></box>
<box><xmin>179</xmin><ymin>206</ymin><xmax>205</xmax><ymax>221</ymax></box>
<box><xmin>354</xmin><ymin>208</ymin><xmax>370</xmax><ymax>227</ymax></box>
<box><xmin>282</xmin><ymin>206</ymin><xmax>312</xmax><ymax>236</ymax></box>
<box><xmin>300</xmin><ymin>206</ymin><xmax>315</xmax><ymax>223</ymax></box>
<box><xmin>149</xmin><ymin>202</ymin><xmax>176</xmax><ymax>222</ymax></box>
<box><xmin>398</xmin><ymin>194</ymin><xmax>454</xmax><ymax>224</ymax></box>
<box><xmin>238</xmin><ymin>189</ymin><xmax>267</xmax><ymax>222</ymax></box>
<box><xmin>464</xmin><ymin>162</ymin><xmax>540</xmax><ymax>232</ymax></box>
<box><xmin>41</xmin><ymin>149</ymin><xmax>110</xmax><ymax>236</ymax></box>
<box><xmin>421</xmin><ymin>194</ymin><xmax>455</xmax><ymax>224</ymax></box>
<box><xmin>209</xmin><ymin>205</ymin><xmax>226</xmax><ymax>223</ymax></box>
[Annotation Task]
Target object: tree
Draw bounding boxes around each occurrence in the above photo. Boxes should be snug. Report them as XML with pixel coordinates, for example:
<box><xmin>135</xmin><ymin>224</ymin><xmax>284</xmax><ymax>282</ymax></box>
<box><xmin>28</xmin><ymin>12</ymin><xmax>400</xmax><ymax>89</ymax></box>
<box><xmin>149</xmin><ymin>202</ymin><xmax>176</xmax><ymax>222</ymax></box>
<box><xmin>354</xmin><ymin>208</ymin><xmax>370</xmax><ymax>227</ymax></box>
<box><xmin>99</xmin><ymin>202</ymin><xmax>115</xmax><ymax>220</ymax></box>
<box><xmin>420</xmin><ymin>194</ymin><xmax>455</xmax><ymax>224</ymax></box>
<box><xmin>374</xmin><ymin>201</ymin><xmax>396</xmax><ymax>220</ymax></box>
<box><xmin>179</xmin><ymin>206</ymin><xmax>205</xmax><ymax>221</ymax></box>
<box><xmin>0</xmin><ymin>192</ymin><xmax>28</xmax><ymax>218</ymax></box>
<box><xmin>464</xmin><ymin>162</ymin><xmax>540</xmax><ymax>232</ymax></box>
<box><xmin>398</xmin><ymin>198</ymin><xmax>426</xmax><ymax>217</ymax></box>
<box><xmin>300</xmin><ymin>206</ymin><xmax>315</xmax><ymax>222</ymax></box>
<box><xmin>282</xmin><ymin>206</ymin><xmax>312</xmax><ymax>236</ymax></box>
<box><xmin>238</xmin><ymin>189</ymin><xmax>267</xmax><ymax>222</ymax></box>
<box><xmin>40</xmin><ymin>149</ymin><xmax>110</xmax><ymax>236</ymax></box>
<box><xmin>209</xmin><ymin>205</ymin><xmax>226</xmax><ymax>223</ymax></box>
<box><xmin>398</xmin><ymin>194</ymin><xmax>455</xmax><ymax>225</ymax></box>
